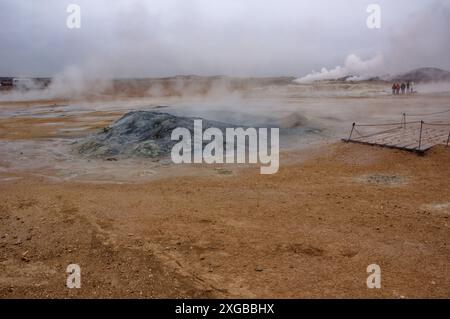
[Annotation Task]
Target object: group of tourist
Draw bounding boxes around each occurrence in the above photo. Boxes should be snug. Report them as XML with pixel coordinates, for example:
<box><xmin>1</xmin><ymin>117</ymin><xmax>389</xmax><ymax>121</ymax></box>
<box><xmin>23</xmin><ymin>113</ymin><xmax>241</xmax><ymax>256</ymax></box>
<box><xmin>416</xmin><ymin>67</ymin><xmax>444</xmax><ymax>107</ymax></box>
<box><xmin>392</xmin><ymin>81</ymin><xmax>414</xmax><ymax>95</ymax></box>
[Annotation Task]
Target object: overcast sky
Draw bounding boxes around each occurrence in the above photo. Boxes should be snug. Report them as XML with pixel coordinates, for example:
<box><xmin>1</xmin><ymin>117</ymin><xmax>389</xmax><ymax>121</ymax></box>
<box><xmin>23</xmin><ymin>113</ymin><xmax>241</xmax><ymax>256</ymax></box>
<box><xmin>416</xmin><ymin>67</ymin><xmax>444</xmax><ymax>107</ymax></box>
<box><xmin>0</xmin><ymin>0</ymin><xmax>449</xmax><ymax>77</ymax></box>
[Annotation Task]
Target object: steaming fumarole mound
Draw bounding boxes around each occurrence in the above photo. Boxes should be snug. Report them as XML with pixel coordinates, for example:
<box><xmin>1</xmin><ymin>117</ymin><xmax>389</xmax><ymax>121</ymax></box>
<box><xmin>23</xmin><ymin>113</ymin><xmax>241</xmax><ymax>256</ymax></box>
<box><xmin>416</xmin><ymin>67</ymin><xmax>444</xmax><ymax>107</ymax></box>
<box><xmin>74</xmin><ymin>111</ymin><xmax>238</xmax><ymax>159</ymax></box>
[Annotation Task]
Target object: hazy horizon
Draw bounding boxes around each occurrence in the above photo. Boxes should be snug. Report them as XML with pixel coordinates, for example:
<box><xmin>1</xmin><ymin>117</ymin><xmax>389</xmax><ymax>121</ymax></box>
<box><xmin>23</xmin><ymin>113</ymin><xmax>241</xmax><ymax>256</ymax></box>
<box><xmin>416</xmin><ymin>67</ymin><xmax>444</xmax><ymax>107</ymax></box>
<box><xmin>1</xmin><ymin>0</ymin><xmax>449</xmax><ymax>79</ymax></box>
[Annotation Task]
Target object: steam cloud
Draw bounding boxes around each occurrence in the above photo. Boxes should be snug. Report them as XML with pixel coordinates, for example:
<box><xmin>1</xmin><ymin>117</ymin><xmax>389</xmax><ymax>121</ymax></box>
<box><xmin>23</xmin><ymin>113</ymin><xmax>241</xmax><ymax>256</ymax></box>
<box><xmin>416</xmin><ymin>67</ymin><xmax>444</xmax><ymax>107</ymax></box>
<box><xmin>295</xmin><ymin>53</ymin><xmax>385</xmax><ymax>83</ymax></box>
<box><xmin>295</xmin><ymin>0</ymin><xmax>450</xmax><ymax>83</ymax></box>
<box><xmin>0</xmin><ymin>63</ymin><xmax>113</xmax><ymax>101</ymax></box>
<box><xmin>0</xmin><ymin>0</ymin><xmax>449</xmax><ymax>93</ymax></box>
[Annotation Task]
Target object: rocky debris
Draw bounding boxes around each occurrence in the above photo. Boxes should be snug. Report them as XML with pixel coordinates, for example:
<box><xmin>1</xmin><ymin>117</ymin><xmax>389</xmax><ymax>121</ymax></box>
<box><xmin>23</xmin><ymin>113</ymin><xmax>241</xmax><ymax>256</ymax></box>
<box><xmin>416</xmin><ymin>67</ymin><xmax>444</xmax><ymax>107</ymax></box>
<box><xmin>74</xmin><ymin>111</ymin><xmax>239</xmax><ymax>159</ymax></box>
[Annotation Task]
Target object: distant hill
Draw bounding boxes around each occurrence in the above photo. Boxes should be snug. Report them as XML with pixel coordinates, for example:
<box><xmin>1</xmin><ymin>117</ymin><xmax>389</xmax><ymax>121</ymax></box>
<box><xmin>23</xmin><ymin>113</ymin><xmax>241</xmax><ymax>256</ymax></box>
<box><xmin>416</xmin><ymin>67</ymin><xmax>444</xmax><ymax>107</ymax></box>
<box><xmin>390</xmin><ymin>67</ymin><xmax>450</xmax><ymax>83</ymax></box>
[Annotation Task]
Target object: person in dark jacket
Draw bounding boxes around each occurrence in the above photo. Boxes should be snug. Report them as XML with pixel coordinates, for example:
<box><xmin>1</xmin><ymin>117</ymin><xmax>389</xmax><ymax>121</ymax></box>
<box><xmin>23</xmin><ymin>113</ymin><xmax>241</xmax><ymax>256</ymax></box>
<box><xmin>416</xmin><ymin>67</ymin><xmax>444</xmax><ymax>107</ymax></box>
<box><xmin>401</xmin><ymin>82</ymin><xmax>406</xmax><ymax>94</ymax></box>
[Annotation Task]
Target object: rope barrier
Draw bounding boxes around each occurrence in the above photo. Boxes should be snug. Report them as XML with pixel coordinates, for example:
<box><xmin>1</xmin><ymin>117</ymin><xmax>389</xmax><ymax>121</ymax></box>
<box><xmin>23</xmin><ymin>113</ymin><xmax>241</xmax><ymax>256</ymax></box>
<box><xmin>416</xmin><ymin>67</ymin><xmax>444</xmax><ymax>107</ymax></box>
<box><xmin>351</xmin><ymin>127</ymin><xmax>401</xmax><ymax>140</ymax></box>
<box><xmin>351</xmin><ymin>109</ymin><xmax>450</xmax><ymax>126</ymax></box>
<box><xmin>355</xmin><ymin>121</ymin><xmax>421</xmax><ymax>127</ymax></box>
<box><xmin>346</xmin><ymin>107</ymin><xmax>450</xmax><ymax>151</ymax></box>
<box><xmin>423</xmin><ymin>122</ymin><xmax>450</xmax><ymax>126</ymax></box>
<box><xmin>353</xmin><ymin>127</ymin><xmax>364</xmax><ymax>137</ymax></box>
<box><xmin>404</xmin><ymin>109</ymin><xmax>450</xmax><ymax>117</ymax></box>
<box><xmin>346</xmin><ymin>118</ymin><xmax>450</xmax><ymax>151</ymax></box>
<box><xmin>352</xmin><ymin>121</ymin><xmax>449</xmax><ymax>128</ymax></box>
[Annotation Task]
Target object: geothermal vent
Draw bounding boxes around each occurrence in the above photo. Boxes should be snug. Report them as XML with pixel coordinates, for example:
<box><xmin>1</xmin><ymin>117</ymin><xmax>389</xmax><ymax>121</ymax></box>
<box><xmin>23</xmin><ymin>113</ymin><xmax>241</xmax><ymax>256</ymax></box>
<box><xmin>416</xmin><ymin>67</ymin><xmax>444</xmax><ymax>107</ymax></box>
<box><xmin>74</xmin><ymin>111</ymin><xmax>237</xmax><ymax>159</ymax></box>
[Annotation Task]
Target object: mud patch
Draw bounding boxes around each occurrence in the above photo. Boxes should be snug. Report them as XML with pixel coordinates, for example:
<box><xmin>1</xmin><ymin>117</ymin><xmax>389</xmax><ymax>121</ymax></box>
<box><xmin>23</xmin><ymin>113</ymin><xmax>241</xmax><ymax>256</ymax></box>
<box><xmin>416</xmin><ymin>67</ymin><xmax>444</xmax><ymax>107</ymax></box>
<box><xmin>214</xmin><ymin>168</ymin><xmax>233</xmax><ymax>176</ymax></box>
<box><xmin>278</xmin><ymin>243</ymin><xmax>325</xmax><ymax>257</ymax></box>
<box><xmin>356</xmin><ymin>174</ymin><xmax>407</xmax><ymax>186</ymax></box>
<box><xmin>421</xmin><ymin>203</ymin><xmax>450</xmax><ymax>215</ymax></box>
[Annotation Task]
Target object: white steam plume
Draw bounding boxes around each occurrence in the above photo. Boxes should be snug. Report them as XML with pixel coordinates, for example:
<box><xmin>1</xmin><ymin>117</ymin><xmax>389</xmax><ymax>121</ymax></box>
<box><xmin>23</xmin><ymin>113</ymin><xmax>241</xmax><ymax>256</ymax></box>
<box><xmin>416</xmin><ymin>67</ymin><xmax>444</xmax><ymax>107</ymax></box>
<box><xmin>295</xmin><ymin>53</ymin><xmax>385</xmax><ymax>83</ymax></box>
<box><xmin>0</xmin><ymin>62</ymin><xmax>113</xmax><ymax>102</ymax></box>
